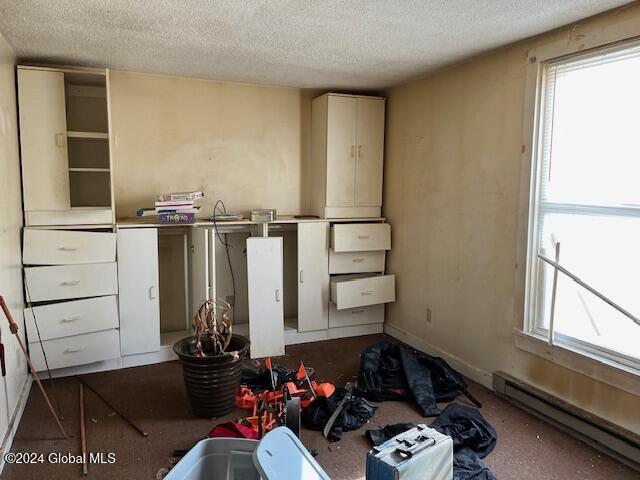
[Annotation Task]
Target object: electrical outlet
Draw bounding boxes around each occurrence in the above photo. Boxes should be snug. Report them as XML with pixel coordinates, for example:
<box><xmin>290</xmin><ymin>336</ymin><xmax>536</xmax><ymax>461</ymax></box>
<box><xmin>426</xmin><ymin>307</ymin><xmax>432</xmax><ymax>323</ymax></box>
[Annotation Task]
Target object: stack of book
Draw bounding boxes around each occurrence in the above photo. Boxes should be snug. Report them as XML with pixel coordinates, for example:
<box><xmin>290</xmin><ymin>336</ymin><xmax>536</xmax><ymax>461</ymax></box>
<box><xmin>136</xmin><ymin>191</ymin><xmax>204</xmax><ymax>224</ymax></box>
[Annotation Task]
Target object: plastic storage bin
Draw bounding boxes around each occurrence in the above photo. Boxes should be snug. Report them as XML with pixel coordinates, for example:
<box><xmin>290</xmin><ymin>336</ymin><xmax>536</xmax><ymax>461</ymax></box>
<box><xmin>165</xmin><ymin>427</ymin><xmax>330</xmax><ymax>480</ymax></box>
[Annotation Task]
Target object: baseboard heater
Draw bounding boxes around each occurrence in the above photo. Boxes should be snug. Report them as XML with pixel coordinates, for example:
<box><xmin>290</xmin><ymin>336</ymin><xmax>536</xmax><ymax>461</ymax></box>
<box><xmin>493</xmin><ymin>372</ymin><xmax>640</xmax><ymax>471</ymax></box>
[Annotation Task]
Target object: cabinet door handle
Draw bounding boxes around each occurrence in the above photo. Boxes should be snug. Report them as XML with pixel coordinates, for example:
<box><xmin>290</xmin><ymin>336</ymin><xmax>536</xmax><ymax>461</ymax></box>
<box><xmin>58</xmin><ymin>246</ymin><xmax>78</xmax><ymax>251</ymax></box>
<box><xmin>358</xmin><ymin>145</ymin><xmax>362</xmax><ymax>157</ymax></box>
<box><xmin>60</xmin><ymin>280</ymin><xmax>80</xmax><ymax>286</ymax></box>
<box><xmin>350</xmin><ymin>145</ymin><xmax>355</xmax><ymax>157</ymax></box>
<box><xmin>299</xmin><ymin>270</ymin><xmax>304</xmax><ymax>284</ymax></box>
<box><xmin>149</xmin><ymin>285</ymin><xmax>156</xmax><ymax>299</ymax></box>
<box><xmin>275</xmin><ymin>289</ymin><xmax>281</xmax><ymax>302</ymax></box>
<box><xmin>60</xmin><ymin>315</ymin><xmax>81</xmax><ymax>323</ymax></box>
<box><xmin>55</xmin><ymin>132</ymin><xmax>66</xmax><ymax>148</ymax></box>
<box><xmin>360</xmin><ymin>290</ymin><xmax>374</xmax><ymax>296</ymax></box>
<box><xmin>64</xmin><ymin>346</ymin><xmax>85</xmax><ymax>353</ymax></box>
<box><xmin>351</xmin><ymin>309</ymin><xmax>365</xmax><ymax>314</ymax></box>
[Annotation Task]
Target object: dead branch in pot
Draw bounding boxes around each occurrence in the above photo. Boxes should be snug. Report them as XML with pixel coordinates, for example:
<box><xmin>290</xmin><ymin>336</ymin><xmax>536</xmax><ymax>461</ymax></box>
<box><xmin>193</xmin><ymin>298</ymin><xmax>233</xmax><ymax>357</ymax></box>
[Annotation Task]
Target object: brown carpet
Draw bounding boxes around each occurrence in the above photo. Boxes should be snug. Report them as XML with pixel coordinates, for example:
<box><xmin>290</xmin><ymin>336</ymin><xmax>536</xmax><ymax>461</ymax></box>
<box><xmin>3</xmin><ymin>334</ymin><xmax>637</xmax><ymax>479</ymax></box>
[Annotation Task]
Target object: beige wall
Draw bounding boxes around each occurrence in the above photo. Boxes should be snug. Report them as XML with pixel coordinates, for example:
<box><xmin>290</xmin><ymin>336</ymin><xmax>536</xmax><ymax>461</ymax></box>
<box><xmin>109</xmin><ymin>71</ymin><xmax>316</xmax><ymax>219</ymax></box>
<box><xmin>384</xmin><ymin>5</ymin><xmax>640</xmax><ymax>433</ymax></box>
<box><xmin>0</xmin><ymin>33</ymin><xmax>28</xmax><ymax>451</ymax></box>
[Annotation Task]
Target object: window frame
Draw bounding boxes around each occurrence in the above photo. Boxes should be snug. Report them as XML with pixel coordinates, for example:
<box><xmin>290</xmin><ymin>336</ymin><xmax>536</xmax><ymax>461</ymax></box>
<box><xmin>520</xmin><ymin>30</ymin><xmax>640</xmax><ymax>377</ymax></box>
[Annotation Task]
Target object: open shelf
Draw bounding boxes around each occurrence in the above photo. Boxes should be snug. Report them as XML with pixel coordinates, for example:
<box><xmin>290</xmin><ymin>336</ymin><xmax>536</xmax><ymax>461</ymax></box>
<box><xmin>161</xmin><ymin>330</ymin><xmax>191</xmax><ymax>347</ymax></box>
<box><xmin>67</xmin><ymin>131</ymin><xmax>109</xmax><ymax>139</ymax></box>
<box><xmin>69</xmin><ymin>168</ymin><xmax>110</xmax><ymax>172</ymax></box>
<box><xmin>284</xmin><ymin>318</ymin><xmax>298</xmax><ymax>331</ymax></box>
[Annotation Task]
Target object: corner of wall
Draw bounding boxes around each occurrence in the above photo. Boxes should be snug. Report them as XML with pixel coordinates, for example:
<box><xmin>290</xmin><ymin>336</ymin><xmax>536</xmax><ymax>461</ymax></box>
<box><xmin>0</xmin><ymin>30</ymin><xmax>31</xmax><ymax>462</ymax></box>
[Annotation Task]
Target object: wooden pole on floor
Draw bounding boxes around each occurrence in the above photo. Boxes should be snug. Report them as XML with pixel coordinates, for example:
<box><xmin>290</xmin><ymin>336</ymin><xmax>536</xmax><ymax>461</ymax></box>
<box><xmin>76</xmin><ymin>376</ymin><xmax>149</xmax><ymax>437</ymax></box>
<box><xmin>80</xmin><ymin>383</ymin><xmax>88</xmax><ymax>477</ymax></box>
<box><xmin>0</xmin><ymin>295</ymin><xmax>67</xmax><ymax>439</ymax></box>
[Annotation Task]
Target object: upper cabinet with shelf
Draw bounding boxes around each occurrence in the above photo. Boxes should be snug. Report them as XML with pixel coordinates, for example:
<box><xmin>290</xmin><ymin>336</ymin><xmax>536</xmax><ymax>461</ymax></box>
<box><xmin>310</xmin><ymin>93</ymin><xmax>385</xmax><ymax>219</ymax></box>
<box><xmin>17</xmin><ymin>66</ymin><xmax>114</xmax><ymax>226</ymax></box>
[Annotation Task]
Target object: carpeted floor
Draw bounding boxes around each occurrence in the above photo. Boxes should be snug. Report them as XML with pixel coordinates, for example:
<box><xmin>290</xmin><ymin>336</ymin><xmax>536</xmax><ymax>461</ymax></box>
<box><xmin>3</xmin><ymin>334</ymin><xmax>637</xmax><ymax>479</ymax></box>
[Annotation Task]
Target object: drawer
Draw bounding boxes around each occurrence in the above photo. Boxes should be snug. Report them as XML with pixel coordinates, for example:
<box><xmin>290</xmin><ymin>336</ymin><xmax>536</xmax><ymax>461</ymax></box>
<box><xmin>331</xmin><ymin>223</ymin><xmax>391</xmax><ymax>252</ymax></box>
<box><xmin>23</xmin><ymin>229</ymin><xmax>116</xmax><ymax>265</ymax></box>
<box><xmin>329</xmin><ymin>303</ymin><xmax>384</xmax><ymax>328</ymax></box>
<box><xmin>329</xmin><ymin>250</ymin><xmax>386</xmax><ymax>274</ymax></box>
<box><xmin>330</xmin><ymin>274</ymin><xmax>395</xmax><ymax>310</ymax></box>
<box><xmin>25</xmin><ymin>296</ymin><xmax>118</xmax><ymax>342</ymax></box>
<box><xmin>28</xmin><ymin>329</ymin><xmax>120</xmax><ymax>371</ymax></box>
<box><xmin>24</xmin><ymin>263</ymin><xmax>118</xmax><ymax>302</ymax></box>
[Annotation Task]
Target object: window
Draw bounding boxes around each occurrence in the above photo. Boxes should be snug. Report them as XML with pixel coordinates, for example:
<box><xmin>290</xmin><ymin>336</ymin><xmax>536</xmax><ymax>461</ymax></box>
<box><xmin>526</xmin><ymin>40</ymin><xmax>640</xmax><ymax>370</ymax></box>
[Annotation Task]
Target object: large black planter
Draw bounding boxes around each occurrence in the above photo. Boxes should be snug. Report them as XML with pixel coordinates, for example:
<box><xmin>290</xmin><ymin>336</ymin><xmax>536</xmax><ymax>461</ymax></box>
<box><xmin>173</xmin><ymin>334</ymin><xmax>250</xmax><ymax>418</ymax></box>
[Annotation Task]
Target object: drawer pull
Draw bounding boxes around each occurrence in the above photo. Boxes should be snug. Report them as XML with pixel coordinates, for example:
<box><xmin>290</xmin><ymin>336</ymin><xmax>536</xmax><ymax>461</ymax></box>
<box><xmin>64</xmin><ymin>346</ymin><xmax>85</xmax><ymax>353</ymax></box>
<box><xmin>352</xmin><ymin>258</ymin><xmax>365</xmax><ymax>263</ymax></box>
<box><xmin>351</xmin><ymin>309</ymin><xmax>365</xmax><ymax>314</ymax></box>
<box><xmin>360</xmin><ymin>290</ymin><xmax>374</xmax><ymax>296</ymax></box>
<box><xmin>60</xmin><ymin>315</ymin><xmax>81</xmax><ymax>323</ymax></box>
<box><xmin>357</xmin><ymin>235</ymin><xmax>370</xmax><ymax>240</ymax></box>
<box><xmin>58</xmin><ymin>246</ymin><xmax>78</xmax><ymax>252</ymax></box>
<box><xmin>60</xmin><ymin>280</ymin><xmax>80</xmax><ymax>286</ymax></box>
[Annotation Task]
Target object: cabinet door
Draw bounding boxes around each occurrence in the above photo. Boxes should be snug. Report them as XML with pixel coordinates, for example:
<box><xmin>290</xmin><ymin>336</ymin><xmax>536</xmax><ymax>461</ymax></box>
<box><xmin>17</xmin><ymin>68</ymin><xmax>70</xmax><ymax>212</ymax></box>
<box><xmin>117</xmin><ymin>228</ymin><xmax>160</xmax><ymax>356</ymax></box>
<box><xmin>189</xmin><ymin>227</ymin><xmax>210</xmax><ymax>321</ymax></box>
<box><xmin>297</xmin><ymin>222</ymin><xmax>329</xmax><ymax>332</ymax></box>
<box><xmin>247</xmin><ymin>237</ymin><xmax>284</xmax><ymax>358</ymax></box>
<box><xmin>326</xmin><ymin>95</ymin><xmax>357</xmax><ymax>207</ymax></box>
<box><xmin>355</xmin><ymin>97</ymin><xmax>385</xmax><ymax>207</ymax></box>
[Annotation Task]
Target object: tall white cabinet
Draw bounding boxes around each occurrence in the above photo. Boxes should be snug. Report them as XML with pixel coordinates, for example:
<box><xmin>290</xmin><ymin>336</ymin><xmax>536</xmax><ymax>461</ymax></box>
<box><xmin>17</xmin><ymin>66</ymin><xmax>115</xmax><ymax>226</ymax></box>
<box><xmin>310</xmin><ymin>93</ymin><xmax>385</xmax><ymax>219</ymax></box>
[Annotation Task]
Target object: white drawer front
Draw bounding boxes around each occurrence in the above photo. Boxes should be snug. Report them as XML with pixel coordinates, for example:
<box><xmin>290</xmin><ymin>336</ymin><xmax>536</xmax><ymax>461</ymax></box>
<box><xmin>329</xmin><ymin>250</ymin><xmax>386</xmax><ymax>274</ymax></box>
<box><xmin>330</xmin><ymin>274</ymin><xmax>395</xmax><ymax>310</ymax></box>
<box><xmin>331</xmin><ymin>223</ymin><xmax>391</xmax><ymax>252</ymax></box>
<box><xmin>28</xmin><ymin>329</ymin><xmax>120</xmax><ymax>371</ymax></box>
<box><xmin>24</xmin><ymin>263</ymin><xmax>118</xmax><ymax>302</ymax></box>
<box><xmin>329</xmin><ymin>303</ymin><xmax>384</xmax><ymax>328</ymax></box>
<box><xmin>25</xmin><ymin>296</ymin><xmax>118</xmax><ymax>342</ymax></box>
<box><xmin>23</xmin><ymin>229</ymin><xmax>116</xmax><ymax>265</ymax></box>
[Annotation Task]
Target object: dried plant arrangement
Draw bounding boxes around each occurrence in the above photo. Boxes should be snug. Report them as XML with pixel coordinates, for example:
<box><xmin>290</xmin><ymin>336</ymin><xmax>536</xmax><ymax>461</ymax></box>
<box><xmin>193</xmin><ymin>298</ymin><xmax>236</xmax><ymax>357</ymax></box>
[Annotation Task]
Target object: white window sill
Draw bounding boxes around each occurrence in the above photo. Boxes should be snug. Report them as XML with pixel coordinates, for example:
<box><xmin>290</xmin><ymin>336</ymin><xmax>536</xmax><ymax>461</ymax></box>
<box><xmin>513</xmin><ymin>329</ymin><xmax>640</xmax><ymax>397</ymax></box>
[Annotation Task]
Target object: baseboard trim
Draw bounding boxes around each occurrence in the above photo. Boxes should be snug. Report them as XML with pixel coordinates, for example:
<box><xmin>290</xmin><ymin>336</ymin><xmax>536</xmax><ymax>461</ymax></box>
<box><xmin>0</xmin><ymin>374</ymin><xmax>33</xmax><ymax>474</ymax></box>
<box><xmin>494</xmin><ymin>372</ymin><xmax>640</xmax><ymax>472</ymax></box>
<box><xmin>384</xmin><ymin>323</ymin><xmax>493</xmax><ymax>389</ymax></box>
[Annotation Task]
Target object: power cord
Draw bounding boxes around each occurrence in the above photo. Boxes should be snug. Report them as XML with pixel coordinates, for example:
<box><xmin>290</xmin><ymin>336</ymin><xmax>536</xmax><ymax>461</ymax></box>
<box><xmin>211</xmin><ymin>200</ymin><xmax>236</xmax><ymax>324</ymax></box>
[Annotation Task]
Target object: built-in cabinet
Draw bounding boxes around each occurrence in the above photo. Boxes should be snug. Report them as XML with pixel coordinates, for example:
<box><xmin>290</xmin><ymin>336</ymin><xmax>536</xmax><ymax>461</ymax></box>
<box><xmin>117</xmin><ymin>228</ymin><xmax>161</xmax><ymax>356</ymax></box>
<box><xmin>22</xmin><ymin>229</ymin><xmax>121</xmax><ymax>371</ymax></box>
<box><xmin>17</xmin><ymin>66</ymin><xmax>114</xmax><ymax>226</ymax></box>
<box><xmin>17</xmin><ymin>70</ymin><xmax>393</xmax><ymax>372</ymax></box>
<box><xmin>297</xmin><ymin>222</ymin><xmax>330</xmax><ymax>332</ymax></box>
<box><xmin>247</xmin><ymin>237</ymin><xmax>285</xmax><ymax>358</ymax></box>
<box><xmin>311</xmin><ymin>93</ymin><xmax>385</xmax><ymax>219</ymax></box>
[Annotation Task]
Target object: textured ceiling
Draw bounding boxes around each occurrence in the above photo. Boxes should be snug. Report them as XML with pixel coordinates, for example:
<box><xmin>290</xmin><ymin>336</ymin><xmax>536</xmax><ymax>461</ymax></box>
<box><xmin>0</xmin><ymin>0</ymin><xmax>631</xmax><ymax>89</ymax></box>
